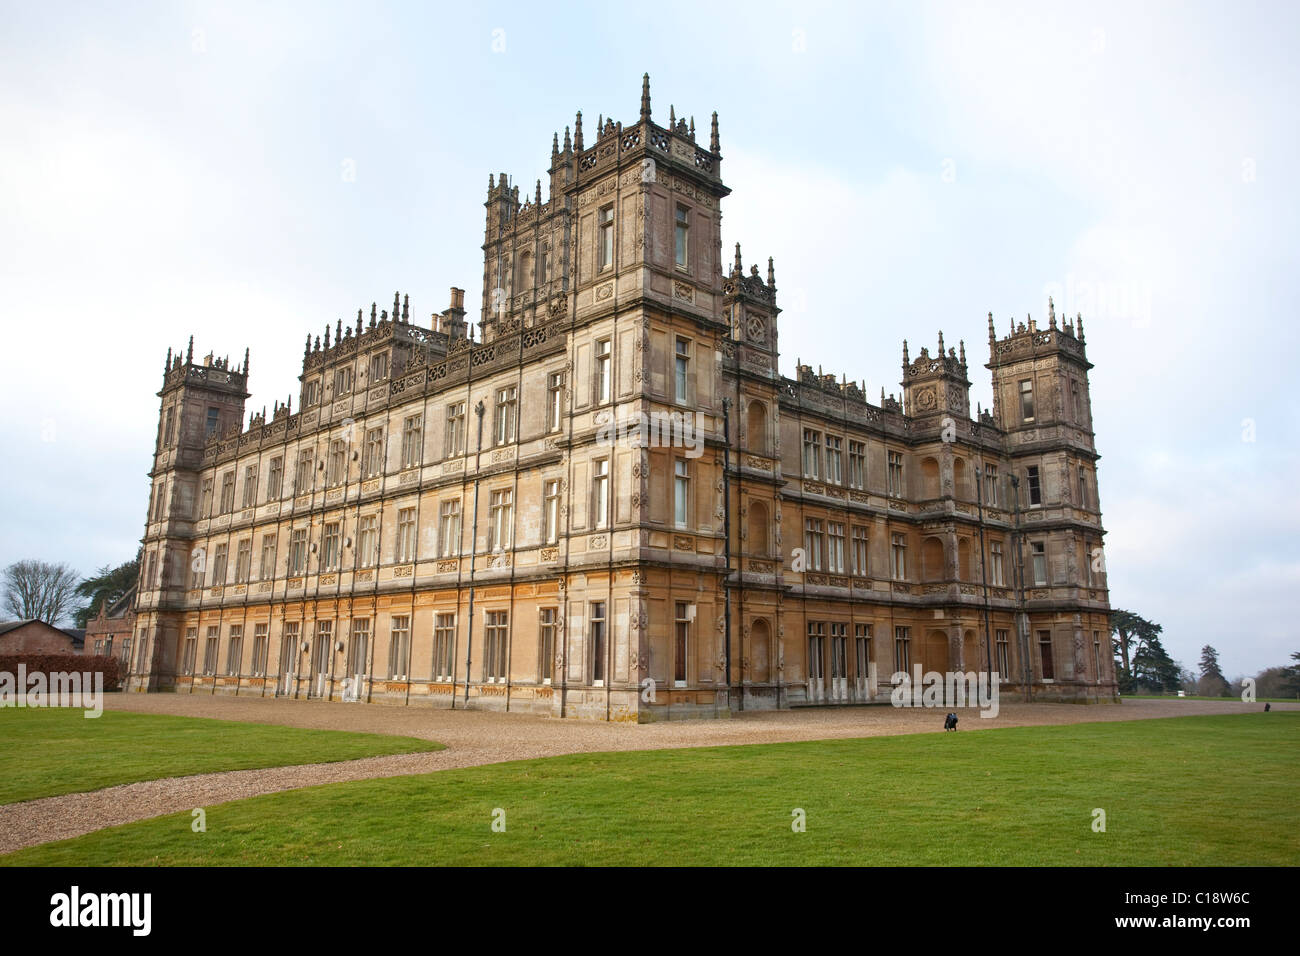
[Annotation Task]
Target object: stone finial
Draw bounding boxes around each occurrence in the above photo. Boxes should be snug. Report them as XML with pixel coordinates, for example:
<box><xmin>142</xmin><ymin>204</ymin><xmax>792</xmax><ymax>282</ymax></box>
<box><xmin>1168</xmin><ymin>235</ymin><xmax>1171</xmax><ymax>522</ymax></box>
<box><xmin>243</xmin><ymin>347</ymin><xmax>249</xmax><ymax>375</ymax></box>
<box><xmin>563</xmin><ymin>125</ymin><xmax>571</xmax><ymax>152</ymax></box>
<box><xmin>597</xmin><ymin>114</ymin><xmax>603</xmax><ymax>137</ymax></box>
<box><xmin>165</xmin><ymin>346</ymin><xmax>172</xmax><ymax>372</ymax></box>
<box><xmin>402</xmin><ymin>294</ymin><xmax>409</xmax><ymax>322</ymax></box>
<box><xmin>938</xmin><ymin>330</ymin><xmax>945</xmax><ymax>354</ymax></box>
<box><xmin>902</xmin><ymin>339</ymin><xmax>910</xmax><ymax>365</ymax></box>
<box><xmin>767</xmin><ymin>256</ymin><xmax>775</xmax><ymax>287</ymax></box>
<box><xmin>1048</xmin><ymin>295</ymin><xmax>1056</xmax><ymax>324</ymax></box>
<box><xmin>304</xmin><ymin>334</ymin><xmax>311</xmax><ymax>356</ymax></box>
<box><xmin>733</xmin><ymin>242</ymin><xmax>742</xmax><ymax>275</ymax></box>
<box><xmin>336</xmin><ymin>318</ymin><xmax>343</xmax><ymax>342</ymax></box>
<box><xmin>988</xmin><ymin>311</ymin><xmax>996</xmax><ymax>344</ymax></box>
<box><xmin>314</xmin><ymin>335</ymin><xmax>320</xmax><ymax>351</ymax></box>
<box><xmin>535</xmin><ymin>179</ymin><xmax>542</xmax><ymax>205</ymax></box>
<box><xmin>573</xmin><ymin>111</ymin><xmax>583</xmax><ymax>151</ymax></box>
<box><xmin>1027</xmin><ymin>313</ymin><xmax>1035</xmax><ymax>332</ymax></box>
<box><xmin>1077</xmin><ymin>312</ymin><xmax>1086</xmax><ymax>344</ymax></box>
<box><xmin>551</xmin><ymin>132</ymin><xmax>559</xmax><ymax>158</ymax></box>
<box><xmin>959</xmin><ymin>339</ymin><xmax>966</xmax><ymax>365</ymax></box>
<box><xmin>640</xmin><ymin>73</ymin><xmax>651</xmax><ymax>122</ymax></box>
<box><xmin>393</xmin><ymin>292</ymin><xmax>400</xmax><ymax>321</ymax></box>
<box><xmin>186</xmin><ymin>335</ymin><xmax>193</xmax><ymax>364</ymax></box>
<box><xmin>371</xmin><ymin>302</ymin><xmax>377</xmax><ymax>324</ymax></box>
<box><xmin>488</xmin><ymin>173</ymin><xmax>494</xmax><ymax>191</ymax></box>
<box><xmin>689</xmin><ymin>116</ymin><xmax>695</xmax><ymax>140</ymax></box>
<box><xmin>669</xmin><ymin>104</ymin><xmax>676</xmax><ymax>127</ymax></box>
<box><xmin>357</xmin><ymin>310</ymin><xmax>363</xmax><ymax>336</ymax></box>
<box><xmin>324</xmin><ymin>324</ymin><xmax>331</xmax><ymax>348</ymax></box>
<box><xmin>710</xmin><ymin>111</ymin><xmax>720</xmax><ymax>152</ymax></box>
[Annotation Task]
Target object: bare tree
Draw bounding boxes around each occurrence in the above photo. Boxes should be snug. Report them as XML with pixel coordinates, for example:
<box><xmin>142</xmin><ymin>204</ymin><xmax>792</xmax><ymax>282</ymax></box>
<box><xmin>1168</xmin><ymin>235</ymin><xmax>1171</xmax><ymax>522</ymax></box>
<box><xmin>2</xmin><ymin>560</ymin><xmax>81</xmax><ymax>625</ymax></box>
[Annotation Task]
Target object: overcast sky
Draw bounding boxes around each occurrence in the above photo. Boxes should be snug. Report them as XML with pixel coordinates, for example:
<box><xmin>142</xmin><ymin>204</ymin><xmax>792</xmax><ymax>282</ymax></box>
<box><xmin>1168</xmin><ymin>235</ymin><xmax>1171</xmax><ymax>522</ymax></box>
<box><xmin>1</xmin><ymin>1</ymin><xmax>1295</xmax><ymax>678</ymax></box>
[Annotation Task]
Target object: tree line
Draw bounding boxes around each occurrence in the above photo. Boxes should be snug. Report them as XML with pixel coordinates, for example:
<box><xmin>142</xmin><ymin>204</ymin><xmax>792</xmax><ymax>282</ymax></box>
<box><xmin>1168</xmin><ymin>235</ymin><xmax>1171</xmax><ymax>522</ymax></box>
<box><xmin>2</xmin><ymin>555</ymin><xmax>140</xmax><ymax>630</ymax></box>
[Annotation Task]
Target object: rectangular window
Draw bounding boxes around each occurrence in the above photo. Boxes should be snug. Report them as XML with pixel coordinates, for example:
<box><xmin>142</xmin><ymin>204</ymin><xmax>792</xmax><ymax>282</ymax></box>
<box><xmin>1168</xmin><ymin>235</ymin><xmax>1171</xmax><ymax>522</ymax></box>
<box><xmin>538</xmin><ymin>245</ymin><xmax>548</xmax><ymax>284</ymax></box>
<box><xmin>267</xmin><ymin>456</ymin><xmax>283</xmax><ymax>500</ymax></box>
<box><xmin>593</xmin><ymin>458</ymin><xmax>610</xmax><ymax>528</ymax></box>
<box><xmin>830</xmin><ymin>624</ymin><xmax>847</xmax><ymax>680</ymax></box>
<box><xmin>370</xmin><ymin>351</ymin><xmax>389</xmax><ymax>382</ymax></box>
<box><xmin>807</xmin><ymin>622</ymin><xmax>825</xmax><ymax>682</ymax></box>
<box><xmin>182</xmin><ymin>627</ymin><xmax>198</xmax><ymax>675</ymax></box>
<box><xmin>1072</xmin><ymin>381</ymin><xmax>1083</xmax><ymax>422</ymax></box>
<box><xmin>1020</xmin><ymin>379</ymin><xmax>1035</xmax><ymax>421</ymax></box>
<box><xmin>827</xmin><ymin>522</ymin><xmax>845</xmax><ymax>574</ymax></box>
<box><xmin>189</xmin><ymin>549</ymin><xmax>203</xmax><ymax>590</ymax></box>
<box><xmin>389</xmin><ymin>616</ymin><xmax>411</xmax><ymax>680</ymax></box>
<box><xmin>205</xmin><ymin>407</ymin><xmax>220</xmax><ymax>439</ymax></box>
<box><xmin>145</xmin><ymin>551</ymin><xmax>157</xmax><ymax>589</ymax></box>
<box><xmin>674</xmin><ymin>338</ymin><xmax>690</xmax><ymax>403</ymax></box>
<box><xmin>211</xmin><ymin>543</ymin><xmax>228</xmax><ymax>585</ymax></box>
<box><xmin>251</xmin><ymin>623</ymin><xmax>269</xmax><ymax>677</ymax></box>
<box><xmin>996</xmin><ymin>629</ymin><xmax>1010</xmax><ymax>677</ymax></box>
<box><xmin>543</xmin><ymin>479</ymin><xmax>560</xmax><ymax>544</ymax></box>
<box><xmin>1078</xmin><ymin>466</ymin><xmax>1088</xmax><ymax>509</ymax></box>
<box><xmin>484</xmin><ymin>611</ymin><xmax>508</xmax><ymax>682</ymax></box>
<box><xmin>200</xmin><ymin>477</ymin><xmax>213</xmax><ymax>517</ymax></box>
<box><xmin>334</xmin><ymin>365</ymin><xmax>354</xmax><ymax>396</ymax></box>
<box><xmin>855</xmin><ymin>626</ymin><xmax>871</xmax><ymax>685</ymax></box>
<box><xmin>598</xmin><ymin>205</ymin><xmax>614</xmax><ymax>272</ymax></box>
<box><xmin>803</xmin><ymin>518</ymin><xmax>825</xmax><ymax>572</ymax></box>
<box><xmin>990</xmin><ymin>541</ymin><xmax>1005</xmax><ymax>587</ymax></box>
<box><xmin>1026</xmin><ymin>465</ymin><xmax>1042</xmax><ymax>506</ymax></box>
<box><xmin>673</xmin><ymin>459</ymin><xmax>689</xmax><ymax>528</ymax></box>
<box><xmin>539</xmin><ymin>608</ymin><xmax>557</xmax><ymax>683</ymax></box>
<box><xmin>234</xmin><ymin>538</ymin><xmax>251</xmax><ymax>582</ymax></box>
<box><xmin>327</xmin><ymin>439</ymin><xmax>346</xmax><ymax>485</ymax></box>
<box><xmin>547</xmin><ymin>372</ymin><xmax>564</xmax><ymax>432</ymax></box>
<box><xmin>1031</xmin><ymin>541</ymin><xmax>1047</xmax><ymax>586</ymax></box>
<box><xmin>153</xmin><ymin>483</ymin><xmax>166</xmax><ymax>521</ymax></box>
<box><xmin>401</xmin><ymin>415</ymin><xmax>423</xmax><ymax>469</ymax></box>
<box><xmin>595</xmin><ymin>339</ymin><xmax>611</xmax><ymax>404</ymax></box>
<box><xmin>851</xmin><ymin>526</ymin><xmax>869</xmax><ymax>576</ymax></box>
<box><xmin>362</xmin><ymin>427</ymin><xmax>384</xmax><ymax>478</ymax></box>
<box><xmin>163</xmin><ymin>406</ymin><xmax>176</xmax><ymax>447</ymax></box>
<box><xmin>674</xmin><ymin>205</ymin><xmax>689</xmax><ymax>269</ymax></box>
<box><xmin>203</xmin><ymin>626</ymin><xmax>219</xmax><ymax>675</ymax></box>
<box><xmin>433</xmin><ymin>613</ymin><xmax>455</xmax><ymax>680</ymax></box>
<box><xmin>303</xmin><ymin>379</ymin><xmax>320</xmax><ymax>407</ymax></box>
<box><xmin>280</xmin><ymin>621</ymin><xmax>300</xmax><ymax>676</ymax></box>
<box><xmin>445</xmin><ymin>402</ymin><xmax>466</xmax><ymax>457</ymax></box>
<box><xmin>397</xmin><ymin>507</ymin><xmax>417</xmax><ymax>563</ymax></box>
<box><xmin>288</xmin><ymin>528</ymin><xmax>308</xmax><ymax>575</ymax></box>
<box><xmin>1038</xmin><ymin>631</ymin><xmax>1055</xmax><ymax>680</ymax></box>
<box><xmin>887</xmin><ymin>452</ymin><xmax>904</xmax><ymax>497</ymax></box>
<box><xmin>891</xmin><ymin>533</ymin><xmax>907</xmax><ymax>581</ymax></box>
<box><xmin>294</xmin><ymin>449</ymin><xmax>314</xmax><ymax>495</ymax></box>
<box><xmin>825</xmin><ymin>436</ymin><xmax>843</xmax><ymax>485</ymax></box>
<box><xmin>590</xmin><ymin>602</ymin><xmax>607</xmax><ymax>684</ymax></box>
<box><xmin>358</xmin><ymin>515</ymin><xmax>379</xmax><ymax>567</ymax></box>
<box><xmin>348</xmin><ymin>619</ymin><xmax>370</xmax><ymax>678</ymax></box>
<box><xmin>848</xmin><ymin>441</ymin><xmax>866</xmax><ymax>489</ymax></box>
<box><xmin>894</xmin><ymin>626</ymin><xmax>911</xmax><ymax>673</ymax></box>
<box><xmin>439</xmin><ymin>500</ymin><xmax>461</xmax><ymax>557</ymax></box>
<box><xmin>241</xmin><ymin>465</ymin><xmax>257</xmax><ymax>509</ymax></box>
<box><xmin>674</xmin><ymin>602</ymin><xmax>690</xmax><ymax>685</ymax></box>
<box><xmin>1093</xmin><ymin>631</ymin><xmax>1102</xmax><ymax>681</ymax></box>
<box><xmin>219</xmin><ymin>471</ymin><xmax>235</xmax><ymax>513</ymax></box>
<box><xmin>225</xmin><ymin>625</ymin><xmax>243</xmax><ymax>676</ymax></box>
<box><xmin>983</xmin><ymin>464</ymin><xmax>998</xmax><ymax>507</ymax></box>
<box><xmin>322</xmin><ymin>522</ymin><xmax>341</xmax><ymax>570</ymax></box>
<box><xmin>259</xmin><ymin>533</ymin><xmax>277</xmax><ymax>580</ymax></box>
<box><xmin>488</xmin><ymin>489</ymin><xmax>512</xmax><ymax>552</ymax></box>
<box><xmin>495</xmin><ymin>386</ymin><xmax>517</xmax><ymax>445</ymax></box>
<box><xmin>802</xmin><ymin>429</ymin><xmax>821</xmax><ymax>478</ymax></box>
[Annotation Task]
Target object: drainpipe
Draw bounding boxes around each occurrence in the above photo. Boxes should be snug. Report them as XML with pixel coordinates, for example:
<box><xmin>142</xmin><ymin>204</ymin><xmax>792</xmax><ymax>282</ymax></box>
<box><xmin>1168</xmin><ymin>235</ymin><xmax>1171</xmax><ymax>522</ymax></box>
<box><xmin>974</xmin><ymin>463</ymin><xmax>993</xmax><ymax>679</ymax></box>
<box><xmin>722</xmin><ymin>397</ymin><xmax>734</xmax><ymax>712</ymax></box>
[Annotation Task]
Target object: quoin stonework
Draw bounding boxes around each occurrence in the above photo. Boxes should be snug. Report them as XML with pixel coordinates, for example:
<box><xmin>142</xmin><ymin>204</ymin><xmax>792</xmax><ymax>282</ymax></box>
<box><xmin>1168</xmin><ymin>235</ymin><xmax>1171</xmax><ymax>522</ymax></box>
<box><xmin>126</xmin><ymin>76</ymin><xmax>1116</xmax><ymax>720</ymax></box>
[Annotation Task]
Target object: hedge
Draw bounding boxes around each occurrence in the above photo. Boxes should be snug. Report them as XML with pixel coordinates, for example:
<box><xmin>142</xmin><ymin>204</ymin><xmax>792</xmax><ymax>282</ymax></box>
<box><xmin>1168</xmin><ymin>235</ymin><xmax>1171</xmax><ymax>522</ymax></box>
<box><xmin>0</xmin><ymin>654</ymin><xmax>122</xmax><ymax>691</ymax></box>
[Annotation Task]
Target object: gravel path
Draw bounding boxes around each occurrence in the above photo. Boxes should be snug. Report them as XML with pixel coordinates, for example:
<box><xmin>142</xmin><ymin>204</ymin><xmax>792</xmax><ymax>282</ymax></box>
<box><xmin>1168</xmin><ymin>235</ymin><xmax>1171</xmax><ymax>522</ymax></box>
<box><xmin>1</xmin><ymin>694</ymin><xmax>1289</xmax><ymax>855</ymax></box>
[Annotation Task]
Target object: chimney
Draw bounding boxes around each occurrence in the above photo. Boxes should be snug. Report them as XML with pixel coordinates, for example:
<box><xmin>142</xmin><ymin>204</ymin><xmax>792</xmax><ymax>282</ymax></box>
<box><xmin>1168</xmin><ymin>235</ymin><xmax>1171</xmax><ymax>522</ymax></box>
<box><xmin>439</xmin><ymin>286</ymin><xmax>468</xmax><ymax>340</ymax></box>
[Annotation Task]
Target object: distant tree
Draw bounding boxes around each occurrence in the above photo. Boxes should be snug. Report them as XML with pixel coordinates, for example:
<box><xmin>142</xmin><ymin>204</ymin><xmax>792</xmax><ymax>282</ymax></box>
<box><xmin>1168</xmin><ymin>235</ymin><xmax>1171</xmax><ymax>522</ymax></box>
<box><xmin>1131</xmin><ymin>632</ymin><xmax>1181</xmax><ymax>694</ymax></box>
<box><xmin>1280</xmin><ymin>652</ymin><xmax>1300</xmax><ymax>698</ymax></box>
<box><xmin>1111</xmin><ymin>609</ymin><xmax>1163</xmax><ymax>693</ymax></box>
<box><xmin>1252</xmin><ymin>666</ymin><xmax>1289</xmax><ymax>699</ymax></box>
<box><xmin>1177</xmin><ymin>664</ymin><xmax>1198</xmax><ymax>691</ymax></box>
<box><xmin>1198</xmin><ymin>645</ymin><xmax>1230</xmax><ymax>697</ymax></box>
<box><xmin>72</xmin><ymin>555</ymin><xmax>141</xmax><ymax>628</ymax></box>
<box><xmin>2</xmin><ymin>560</ymin><xmax>81</xmax><ymax>626</ymax></box>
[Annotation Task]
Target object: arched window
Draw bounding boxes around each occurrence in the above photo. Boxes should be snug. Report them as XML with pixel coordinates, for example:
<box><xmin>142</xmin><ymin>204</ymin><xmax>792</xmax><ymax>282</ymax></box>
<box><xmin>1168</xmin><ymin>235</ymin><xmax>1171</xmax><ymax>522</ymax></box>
<box><xmin>747</xmin><ymin>500</ymin><xmax>769</xmax><ymax>556</ymax></box>
<box><xmin>921</xmin><ymin>457</ymin><xmax>941</xmax><ymax>499</ymax></box>
<box><xmin>746</xmin><ymin>400</ymin><xmax>768</xmax><ymax>455</ymax></box>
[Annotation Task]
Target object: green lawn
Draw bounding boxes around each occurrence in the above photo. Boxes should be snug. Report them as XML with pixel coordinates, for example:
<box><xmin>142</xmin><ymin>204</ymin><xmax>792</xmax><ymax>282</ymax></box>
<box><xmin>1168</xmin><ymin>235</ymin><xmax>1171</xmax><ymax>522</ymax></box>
<box><xmin>1126</xmin><ymin>693</ymin><xmax>1297</xmax><ymax>703</ymax></box>
<box><xmin>5</xmin><ymin>713</ymin><xmax>1295</xmax><ymax>866</ymax></box>
<box><xmin>0</xmin><ymin>708</ymin><xmax>442</xmax><ymax>805</ymax></box>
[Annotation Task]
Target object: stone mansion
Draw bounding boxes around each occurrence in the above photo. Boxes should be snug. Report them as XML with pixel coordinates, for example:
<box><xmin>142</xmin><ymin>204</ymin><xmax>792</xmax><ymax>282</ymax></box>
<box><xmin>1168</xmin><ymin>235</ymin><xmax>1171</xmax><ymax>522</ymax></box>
<box><xmin>124</xmin><ymin>77</ymin><xmax>1116</xmax><ymax>719</ymax></box>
